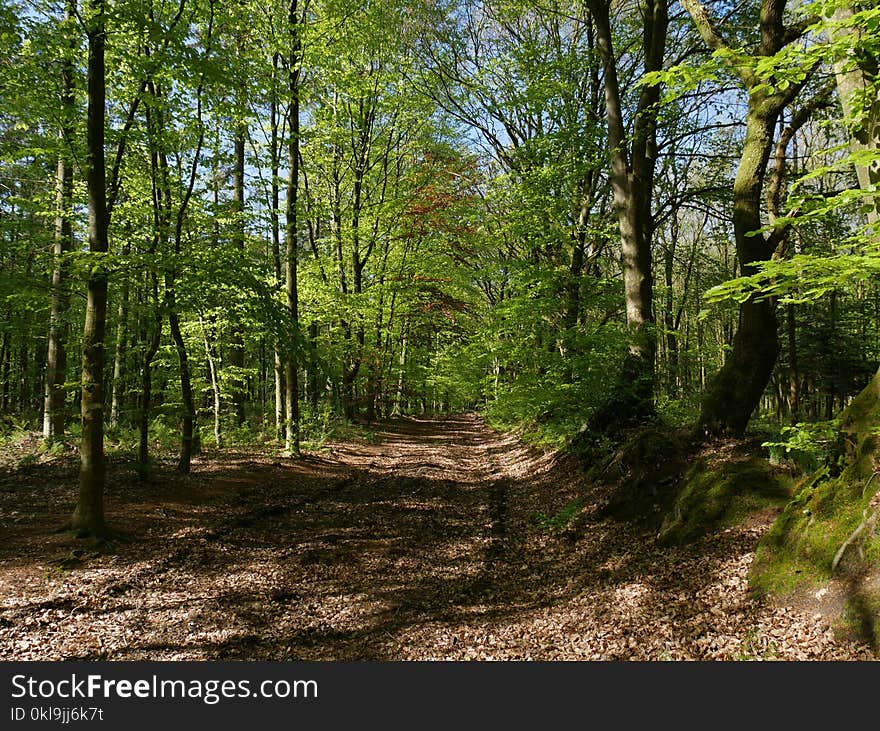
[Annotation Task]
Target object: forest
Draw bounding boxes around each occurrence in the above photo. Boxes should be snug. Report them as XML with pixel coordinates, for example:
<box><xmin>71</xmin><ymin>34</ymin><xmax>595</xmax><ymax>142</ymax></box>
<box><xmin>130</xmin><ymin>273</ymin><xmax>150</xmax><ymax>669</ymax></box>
<box><xmin>0</xmin><ymin>0</ymin><xmax>879</xmax><ymax>661</ymax></box>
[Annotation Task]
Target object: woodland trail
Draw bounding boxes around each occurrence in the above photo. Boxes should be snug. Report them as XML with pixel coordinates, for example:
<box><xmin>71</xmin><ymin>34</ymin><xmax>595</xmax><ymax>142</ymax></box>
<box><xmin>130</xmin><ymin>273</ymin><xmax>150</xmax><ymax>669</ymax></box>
<box><xmin>0</xmin><ymin>415</ymin><xmax>872</xmax><ymax>660</ymax></box>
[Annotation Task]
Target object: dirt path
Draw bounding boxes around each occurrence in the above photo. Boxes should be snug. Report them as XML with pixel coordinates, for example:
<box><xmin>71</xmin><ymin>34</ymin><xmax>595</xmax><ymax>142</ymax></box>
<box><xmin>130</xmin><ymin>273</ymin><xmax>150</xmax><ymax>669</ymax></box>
<box><xmin>0</xmin><ymin>415</ymin><xmax>872</xmax><ymax>660</ymax></box>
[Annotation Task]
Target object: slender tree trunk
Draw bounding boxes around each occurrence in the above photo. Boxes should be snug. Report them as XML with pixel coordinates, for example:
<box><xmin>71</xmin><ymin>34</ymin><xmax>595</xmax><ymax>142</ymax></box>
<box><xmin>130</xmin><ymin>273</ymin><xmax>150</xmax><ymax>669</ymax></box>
<box><xmin>328</xmin><ymin>128</ymin><xmax>354</xmax><ymax>419</ymax></box>
<box><xmin>43</xmin><ymin>0</ymin><xmax>76</xmax><ymax>441</ymax></box>
<box><xmin>582</xmin><ymin>0</ymin><xmax>666</xmax><ymax>431</ymax></box>
<box><xmin>152</xmin><ymin>99</ymin><xmax>199</xmax><ymax>474</ymax></box>
<box><xmin>137</xmin><ymin>276</ymin><xmax>161</xmax><ymax>477</ymax></box>
<box><xmin>17</xmin><ymin>339</ymin><xmax>28</xmax><ymax>413</ymax></box>
<box><xmin>270</xmin><ymin>54</ymin><xmax>286</xmax><ymax>440</ymax></box>
<box><xmin>0</xmin><ymin>331</ymin><xmax>10</xmax><ymax>411</ymax></box>
<box><xmin>73</xmin><ymin>0</ymin><xmax>108</xmax><ymax>537</ymax></box>
<box><xmin>108</xmin><ymin>249</ymin><xmax>129</xmax><ymax>428</ymax></box>
<box><xmin>663</xmin><ymin>237</ymin><xmax>679</xmax><ymax>398</ymax></box>
<box><xmin>787</xmin><ymin>303</ymin><xmax>799</xmax><ymax>422</ymax></box>
<box><xmin>229</xmin><ymin>96</ymin><xmax>247</xmax><ymax>426</ymax></box>
<box><xmin>284</xmin><ymin>0</ymin><xmax>303</xmax><ymax>455</ymax></box>
<box><xmin>561</xmin><ymin>173</ymin><xmax>597</xmax><ymax>383</ymax></box>
<box><xmin>200</xmin><ymin>315</ymin><xmax>222</xmax><ymax>448</ymax></box>
<box><xmin>43</xmin><ymin>155</ymin><xmax>73</xmax><ymax>438</ymax></box>
<box><xmin>206</xmin><ymin>143</ymin><xmax>225</xmax><ymax>446</ymax></box>
<box><xmin>144</xmin><ymin>0</ymin><xmax>210</xmax><ymax>470</ymax></box>
<box><xmin>139</xmin><ymin>81</ymin><xmax>167</xmax><ymax>477</ymax></box>
<box><xmin>393</xmin><ymin>326</ymin><xmax>407</xmax><ymax>416</ymax></box>
<box><xmin>275</xmin><ymin>352</ymin><xmax>286</xmax><ymax>437</ymax></box>
<box><xmin>168</xmin><ymin>295</ymin><xmax>198</xmax><ymax>472</ymax></box>
<box><xmin>307</xmin><ymin>321</ymin><xmax>319</xmax><ymax>411</ymax></box>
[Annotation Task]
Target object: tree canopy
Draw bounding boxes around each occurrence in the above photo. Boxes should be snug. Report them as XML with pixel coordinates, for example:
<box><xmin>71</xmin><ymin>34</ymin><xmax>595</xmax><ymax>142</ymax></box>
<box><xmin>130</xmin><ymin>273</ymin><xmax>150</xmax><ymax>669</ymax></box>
<box><xmin>0</xmin><ymin>0</ymin><xmax>878</xmax><ymax>553</ymax></box>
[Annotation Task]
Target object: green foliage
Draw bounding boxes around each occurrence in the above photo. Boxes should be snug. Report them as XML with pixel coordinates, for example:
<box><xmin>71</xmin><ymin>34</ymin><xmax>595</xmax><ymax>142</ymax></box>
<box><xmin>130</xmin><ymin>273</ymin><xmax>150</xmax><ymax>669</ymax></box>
<box><xmin>655</xmin><ymin>395</ymin><xmax>702</xmax><ymax>428</ymax></box>
<box><xmin>2</xmin><ymin>0</ymin><xmax>878</xmax><ymax>490</ymax></box>
<box><xmin>535</xmin><ymin>498</ymin><xmax>584</xmax><ymax>534</ymax></box>
<box><xmin>763</xmin><ymin>421</ymin><xmax>842</xmax><ymax>474</ymax></box>
<box><xmin>299</xmin><ymin>403</ymin><xmax>344</xmax><ymax>449</ymax></box>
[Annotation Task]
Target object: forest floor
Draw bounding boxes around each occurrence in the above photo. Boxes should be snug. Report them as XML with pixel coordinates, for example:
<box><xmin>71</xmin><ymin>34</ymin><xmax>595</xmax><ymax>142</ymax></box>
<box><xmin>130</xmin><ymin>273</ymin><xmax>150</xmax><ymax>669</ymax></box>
<box><xmin>0</xmin><ymin>414</ymin><xmax>874</xmax><ymax>660</ymax></box>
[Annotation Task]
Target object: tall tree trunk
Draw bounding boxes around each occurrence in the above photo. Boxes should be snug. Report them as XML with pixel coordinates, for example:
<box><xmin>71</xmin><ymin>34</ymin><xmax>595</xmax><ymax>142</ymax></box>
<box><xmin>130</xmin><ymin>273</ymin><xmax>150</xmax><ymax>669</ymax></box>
<box><xmin>139</xmin><ymin>81</ymin><xmax>167</xmax><ymax>478</ymax></box>
<box><xmin>143</xmin><ymin>0</ymin><xmax>212</xmax><ymax>471</ymax></box>
<box><xmin>787</xmin><ymin>303</ymin><xmax>799</xmax><ymax>422</ymax></box>
<box><xmin>17</xmin><ymin>339</ymin><xmax>28</xmax><ymax>412</ymax></box>
<box><xmin>43</xmin><ymin>0</ymin><xmax>76</xmax><ymax>441</ymax></box>
<box><xmin>150</xmin><ymin>87</ymin><xmax>200</xmax><ymax>474</ymax></box>
<box><xmin>200</xmin><ymin>314</ymin><xmax>222</xmax><ymax>448</ymax></box>
<box><xmin>328</xmin><ymin>124</ymin><xmax>354</xmax><ymax>419</ymax></box>
<box><xmin>229</xmin><ymin>93</ymin><xmax>247</xmax><ymax>426</ymax></box>
<box><xmin>582</xmin><ymin>0</ymin><xmax>666</xmax><ymax>431</ymax></box>
<box><xmin>307</xmin><ymin>321</ymin><xmax>319</xmax><ymax>411</ymax></box>
<box><xmin>663</xmin><ymin>235</ymin><xmax>679</xmax><ymax>398</ymax></box>
<box><xmin>284</xmin><ymin>0</ymin><xmax>304</xmax><ymax>455</ymax></box>
<box><xmin>0</xmin><ymin>331</ymin><xmax>10</xmax><ymax>411</ymax></box>
<box><xmin>684</xmin><ymin>0</ymin><xmax>813</xmax><ymax>436</ymax></box>
<box><xmin>270</xmin><ymin>53</ymin><xmax>286</xmax><ymax>441</ymax></box>
<box><xmin>393</xmin><ymin>326</ymin><xmax>407</xmax><ymax>416</ymax></box>
<box><xmin>137</xmin><ymin>275</ymin><xmax>162</xmax><ymax>478</ymax></box>
<box><xmin>73</xmin><ymin>0</ymin><xmax>108</xmax><ymax>537</ymax></box>
<box><xmin>168</xmin><ymin>296</ymin><xmax>198</xmax><ymax>472</ymax></box>
<box><xmin>698</xmin><ymin>93</ymin><xmax>781</xmax><ymax>435</ymax></box>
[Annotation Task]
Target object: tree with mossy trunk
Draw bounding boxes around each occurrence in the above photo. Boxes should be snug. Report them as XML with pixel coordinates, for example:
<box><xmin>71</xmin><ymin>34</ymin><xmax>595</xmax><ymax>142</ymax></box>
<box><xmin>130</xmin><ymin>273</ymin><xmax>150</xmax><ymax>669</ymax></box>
<box><xmin>683</xmin><ymin>0</ymin><xmax>819</xmax><ymax>437</ymax></box>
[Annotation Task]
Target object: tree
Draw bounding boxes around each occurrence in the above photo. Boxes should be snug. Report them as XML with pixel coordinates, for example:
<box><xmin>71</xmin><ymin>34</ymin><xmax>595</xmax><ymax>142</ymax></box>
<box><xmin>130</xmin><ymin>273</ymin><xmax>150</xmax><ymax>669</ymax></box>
<box><xmin>683</xmin><ymin>0</ymin><xmax>820</xmax><ymax>436</ymax></box>
<box><xmin>583</xmin><ymin>0</ymin><xmax>668</xmax><ymax>430</ymax></box>
<box><xmin>43</xmin><ymin>0</ymin><xmax>77</xmax><ymax>441</ymax></box>
<box><xmin>73</xmin><ymin>0</ymin><xmax>109</xmax><ymax>537</ymax></box>
<box><xmin>829</xmin><ymin>2</ymin><xmax>879</xmax><ymax>222</ymax></box>
<box><xmin>285</xmin><ymin>0</ymin><xmax>306</xmax><ymax>455</ymax></box>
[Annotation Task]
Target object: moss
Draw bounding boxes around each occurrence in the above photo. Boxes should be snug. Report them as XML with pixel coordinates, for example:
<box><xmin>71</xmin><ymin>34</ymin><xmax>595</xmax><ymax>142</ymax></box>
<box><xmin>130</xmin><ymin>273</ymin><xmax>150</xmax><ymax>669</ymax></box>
<box><xmin>596</xmin><ymin>426</ymin><xmax>693</xmax><ymax>525</ymax></box>
<box><xmin>590</xmin><ymin>426</ymin><xmax>797</xmax><ymax>548</ymax></box>
<box><xmin>657</xmin><ymin>456</ymin><xmax>793</xmax><ymax>546</ymax></box>
<box><xmin>750</xmin><ymin>438</ymin><xmax>880</xmax><ymax>598</ymax></box>
<box><xmin>867</xmin><ymin>535</ymin><xmax>880</xmax><ymax>564</ymax></box>
<box><xmin>752</xmin><ymin>371</ymin><xmax>880</xmax><ymax>599</ymax></box>
<box><xmin>839</xmin><ymin>372</ymin><xmax>880</xmax><ymax>435</ymax></box>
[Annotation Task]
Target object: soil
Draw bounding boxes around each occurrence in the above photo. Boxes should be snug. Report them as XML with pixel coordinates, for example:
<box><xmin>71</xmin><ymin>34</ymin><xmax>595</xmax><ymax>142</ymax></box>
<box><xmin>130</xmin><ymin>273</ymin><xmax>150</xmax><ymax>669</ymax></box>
<box><xmin>0</xmin><ymin>415</ymin><xmax>873</xmax><ymax>660</ymax></box>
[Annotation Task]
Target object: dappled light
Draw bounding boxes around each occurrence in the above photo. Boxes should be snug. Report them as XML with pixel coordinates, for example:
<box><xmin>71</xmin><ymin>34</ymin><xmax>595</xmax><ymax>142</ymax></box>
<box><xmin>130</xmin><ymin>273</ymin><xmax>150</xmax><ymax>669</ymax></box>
<box><xmin>2</xmin><ymin>0</ymin><xmax>879</xmax><ymax>663</ymax></box>
<box><xmin>0</xmin><ymin>416</ymin><xmax>870</xmax><ymax>660</ymax></box>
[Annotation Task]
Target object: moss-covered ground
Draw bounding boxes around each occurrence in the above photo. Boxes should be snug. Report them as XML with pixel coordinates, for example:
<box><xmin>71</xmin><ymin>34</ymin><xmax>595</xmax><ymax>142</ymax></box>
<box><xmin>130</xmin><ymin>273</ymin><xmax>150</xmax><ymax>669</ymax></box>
<box><xmin>658</xmin><ymin>454</ymin><xmax>794</xmax><ymax>545</ymax></box>
<box><xmin>749</xmin><ymin>376</ymin><xmax>880</xmax><ymax>648</ymax></box>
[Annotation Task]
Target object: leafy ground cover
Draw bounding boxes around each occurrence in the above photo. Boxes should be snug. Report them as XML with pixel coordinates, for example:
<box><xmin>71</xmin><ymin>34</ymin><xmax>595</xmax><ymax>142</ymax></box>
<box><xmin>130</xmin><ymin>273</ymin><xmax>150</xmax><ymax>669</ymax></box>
<box><xmin>0</xmin><ymin>416</ymin><xmax>871</xmax><ymax>660</ymax></box>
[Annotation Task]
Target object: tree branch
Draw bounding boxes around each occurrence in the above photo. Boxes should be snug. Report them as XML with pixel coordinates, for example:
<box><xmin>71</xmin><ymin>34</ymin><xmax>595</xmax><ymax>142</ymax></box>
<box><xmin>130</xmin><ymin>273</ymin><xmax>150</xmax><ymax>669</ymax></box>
<box><xmin>680</xmin><ymin>0</ymin><xmax>731</xmax><ymax>54</ymax></box>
